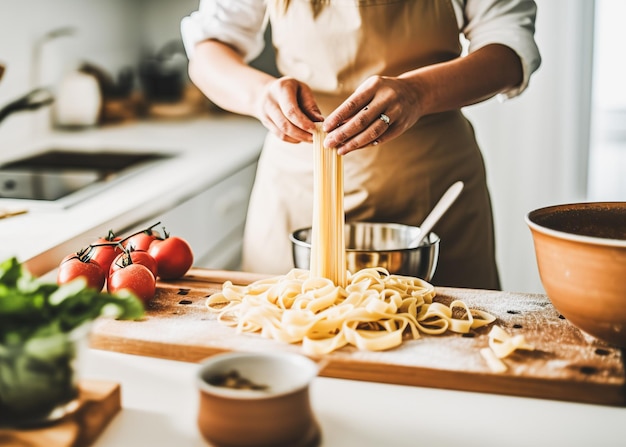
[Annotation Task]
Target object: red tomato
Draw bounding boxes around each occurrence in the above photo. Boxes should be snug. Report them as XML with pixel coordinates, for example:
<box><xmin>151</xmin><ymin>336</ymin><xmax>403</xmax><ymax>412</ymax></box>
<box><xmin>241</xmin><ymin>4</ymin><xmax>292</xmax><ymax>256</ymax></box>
<box><xmin>122</xmin><ymin>224</ymin><xmax>162</xmax><ymax>251</ymax></box>
<box><xmin>107</xmin><ymin>263</ymin><xmax>156</xmax><ymax>303</ymax></box>
<box><xmin>90</xmin><ymin>244</ymin><xmax>121</xmax><ymax>273</ymax></box>
<box><xmin>89</xmin><ymin>234</ymin><xmax>123</xmax><ymax>272</ymax></box>
<box><xmin>57</xmin><ymin>254</ymin><xmax>106</xmax><ymax>291</ymax></box>
<box><xmin>124</xmin><ymin>232</ymin><xmax>159</xmax><ymax>251</ymax></box>
<box><xmin>109</xmin><ymin>250</ymin><xmax>158</xmax><ymax>278</ymax></box>
<box><xmin>149</xmin><ymin>236</ymin><xmax>194</xmax><ymax>279</ymax></box>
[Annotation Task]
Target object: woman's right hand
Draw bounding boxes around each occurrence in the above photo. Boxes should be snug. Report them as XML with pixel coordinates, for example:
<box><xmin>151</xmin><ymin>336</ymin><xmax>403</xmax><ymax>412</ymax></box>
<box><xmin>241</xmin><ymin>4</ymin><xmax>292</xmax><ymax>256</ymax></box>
<box><xmin>255</xmin><ymin>76</ymin><xmax>325</xmax><ymax>144</ymax></box>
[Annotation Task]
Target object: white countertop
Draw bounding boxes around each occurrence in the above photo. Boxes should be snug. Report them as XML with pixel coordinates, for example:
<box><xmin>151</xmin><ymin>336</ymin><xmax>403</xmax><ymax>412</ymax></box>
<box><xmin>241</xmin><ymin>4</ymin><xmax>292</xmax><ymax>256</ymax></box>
<box><xmin>83</xmin><ymin>348</ymin><xmax>625</xmax><ymax>447</ymax></box>
<box><xmin>0</xmin><ymin>114</ymin><xmax>267</xmax><ymax>275</ymax></box>
<box><xmin>3</xmin><ymin>116</ymin><xmax>626</xmax><ymax>446</ymax></box>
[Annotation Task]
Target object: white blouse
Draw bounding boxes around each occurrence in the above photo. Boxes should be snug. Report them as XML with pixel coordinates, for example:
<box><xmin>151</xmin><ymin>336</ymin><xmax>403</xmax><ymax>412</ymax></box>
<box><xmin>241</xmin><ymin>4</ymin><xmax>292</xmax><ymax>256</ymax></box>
<box><xmin>181</xmin><ymin>0</ymin><xmax>541</xmax><ymax>98</ymax></box>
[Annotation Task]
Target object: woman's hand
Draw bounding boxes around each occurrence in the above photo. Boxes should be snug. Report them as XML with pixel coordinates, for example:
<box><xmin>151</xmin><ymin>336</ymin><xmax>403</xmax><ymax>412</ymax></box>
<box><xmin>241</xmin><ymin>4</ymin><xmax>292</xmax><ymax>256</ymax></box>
<box><xmin>322</xmin><ymin>44</ymin><xmax>524</xmax><ymax>155</ymax></box>
<box><xmin>256</xmin><ymin>76</ymin><xmax>325</xmax><ymax>144</ymax></box>
<box><xmin>322</xmin><ymin>75</ymin><xmax>422</xmax><ymax>155</ymax></box>
<box><xmin>189</xmin><ymin>41</ymin><xmax>324</xmax><ymax>144</ymax></box>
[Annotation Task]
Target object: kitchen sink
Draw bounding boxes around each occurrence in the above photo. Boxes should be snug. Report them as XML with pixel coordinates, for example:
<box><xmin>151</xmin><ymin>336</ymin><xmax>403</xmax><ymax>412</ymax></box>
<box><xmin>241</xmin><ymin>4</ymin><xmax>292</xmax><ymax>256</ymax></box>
<box><xmin>0</xmin><ymin>149</ymin><xmax>175</xmax><ymax>209</ymax></box>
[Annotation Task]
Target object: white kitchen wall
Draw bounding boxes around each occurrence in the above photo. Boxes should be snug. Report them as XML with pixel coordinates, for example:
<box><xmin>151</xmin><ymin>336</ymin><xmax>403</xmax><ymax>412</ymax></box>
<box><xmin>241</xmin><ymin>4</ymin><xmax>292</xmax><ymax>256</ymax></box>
<box><xmin>587</xmin><ymin>0</ymin><xmax>626</xmax><ymax>201</ymax></box>
<box><xmin>0</xmin><ymin>0</ymin><xmax>197</xmax><ymax>148</ymax></box>
<box><xmin>463</xmin><ymin>0</ymin><xmax>595</xmax><ymax>293</ymax></box>
<box><xmin>0</xmin><ymin>0</ymin><xmax>134</xmax><ymax>145</ymax></box>
<box><xmin>135</xmin><ymin>0</ymin><xmax>198</xmax><ymax>55</ymax></box>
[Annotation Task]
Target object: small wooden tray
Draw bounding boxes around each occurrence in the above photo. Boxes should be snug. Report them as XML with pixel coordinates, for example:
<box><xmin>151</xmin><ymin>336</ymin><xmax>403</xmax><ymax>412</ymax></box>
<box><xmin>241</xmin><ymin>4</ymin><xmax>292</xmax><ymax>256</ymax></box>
<box><xmin>0</xmin><ymin>380</ymin><xmax>121</xmax><ymax>447</ymax></box>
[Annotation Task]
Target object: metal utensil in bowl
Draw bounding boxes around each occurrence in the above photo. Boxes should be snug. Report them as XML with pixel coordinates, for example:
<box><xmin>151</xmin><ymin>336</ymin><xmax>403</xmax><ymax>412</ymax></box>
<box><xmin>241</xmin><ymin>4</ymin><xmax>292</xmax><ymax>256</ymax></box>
<box><xmin>290</xmin><ymin>222</ymin><xmax>439</xmax><ymax>281</ymax></box>
<box><xmin>410</xmin><ymin>181</ymin><xmax>463</xmax><ymax>247</ymax></box>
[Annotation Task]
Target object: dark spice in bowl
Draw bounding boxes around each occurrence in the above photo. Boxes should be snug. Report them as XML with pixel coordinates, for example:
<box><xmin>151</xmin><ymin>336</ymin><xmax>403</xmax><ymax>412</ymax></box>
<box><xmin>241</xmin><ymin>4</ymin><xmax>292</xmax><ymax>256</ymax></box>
<box><xmin>207</xmin><ymin>370</ymin><xmax>269</xmax><ymax>391</ymax></box>
<box><xmin>529</xmin><ymin>203</ymin><xmax>626</xmax><ymax>240</ymax></box>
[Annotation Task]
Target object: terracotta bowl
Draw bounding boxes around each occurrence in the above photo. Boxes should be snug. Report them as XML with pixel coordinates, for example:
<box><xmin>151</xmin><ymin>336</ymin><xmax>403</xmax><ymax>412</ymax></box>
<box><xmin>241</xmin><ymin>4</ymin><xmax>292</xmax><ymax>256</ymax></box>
<box><xmin>196</xmin><ymin>351</ymin><xmax>321</xmax><ymax>447</ymax></box>
<box><xmin>526</xmin><ymin>202</ymin><xmax>626</xmax><ymax>348</ymax></box>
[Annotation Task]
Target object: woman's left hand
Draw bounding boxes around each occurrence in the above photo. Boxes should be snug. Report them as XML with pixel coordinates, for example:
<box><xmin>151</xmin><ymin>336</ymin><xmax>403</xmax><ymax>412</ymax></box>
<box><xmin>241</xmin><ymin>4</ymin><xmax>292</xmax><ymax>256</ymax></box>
<box><xmin>322</xmin><ymin>75</ymin><xmax>422</xmax><ymax>155</ymax></box>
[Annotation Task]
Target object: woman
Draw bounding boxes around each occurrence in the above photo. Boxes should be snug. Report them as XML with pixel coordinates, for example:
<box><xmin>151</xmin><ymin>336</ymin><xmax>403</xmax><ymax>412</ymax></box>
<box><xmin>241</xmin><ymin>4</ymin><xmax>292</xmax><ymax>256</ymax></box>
<box><xmin>181</xmin><ymin>0</ymin><xmax>541</xmax><ymax>289</ymax></box>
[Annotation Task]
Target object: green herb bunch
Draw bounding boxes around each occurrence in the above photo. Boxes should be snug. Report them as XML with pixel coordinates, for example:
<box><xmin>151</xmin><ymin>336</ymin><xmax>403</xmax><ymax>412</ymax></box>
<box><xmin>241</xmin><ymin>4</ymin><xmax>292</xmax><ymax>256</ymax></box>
<box><xmin>0</xmin><ymin>257</ymin><xmax>144</xmax><ymax>424</ymax></box>
<box><xmin>0</xmin><ymin>257</ymin><xmax>144</xmax><ymax>345</ymax></box>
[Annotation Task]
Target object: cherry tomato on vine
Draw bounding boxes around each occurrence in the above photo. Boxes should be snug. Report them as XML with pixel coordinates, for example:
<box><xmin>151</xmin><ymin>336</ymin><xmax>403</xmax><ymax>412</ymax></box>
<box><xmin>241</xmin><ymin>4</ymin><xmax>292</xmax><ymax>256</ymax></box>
<box><xmin>110</xmin><ymin>249</ymin><xmax>158</xmax><ymax>278</ymax></box>
<box><xmin>122</xmin><ymin>222</ymin><xmax>162</xmax><ymax>251</ymax></box>
<box><xmin>90</xmin><ymin>230</ymin><xmax>123</xmax><ymax>272</ymax></box>
<box><xmin>149</xmin><ymin>235</ymin><xmax>194</xmax><ymax>279</ymax></box>
<box><xmin>124</xmin><ymin>232</ymin><xmax>159</xmax><ymax>251</ymax></box>
<box><xmin>107</xmin><ymin>263</ymin><xmax>156</xmax><ymax>304</ymax></box>
<box><xmin>57</xmin><ymin>253</ymin><xmax>106</xmax><ymax>291</ymax></box>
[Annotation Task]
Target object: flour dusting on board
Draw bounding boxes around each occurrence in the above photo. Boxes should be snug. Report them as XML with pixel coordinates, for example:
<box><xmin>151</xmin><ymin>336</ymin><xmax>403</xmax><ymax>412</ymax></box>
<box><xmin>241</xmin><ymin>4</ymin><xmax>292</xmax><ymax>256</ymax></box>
<box><xmin>90</xmin><ymin>272</ymin><xmax>626</xmax><ymax>407</ymax></box>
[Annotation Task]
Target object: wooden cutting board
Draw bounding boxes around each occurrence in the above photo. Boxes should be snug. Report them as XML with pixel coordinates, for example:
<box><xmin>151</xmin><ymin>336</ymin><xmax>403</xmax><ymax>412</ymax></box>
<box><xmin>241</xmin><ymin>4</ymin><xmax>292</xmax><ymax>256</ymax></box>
<box><xmin>90</xmin><ymin>268</ymin><xmax>625</xmax><ymax>407</ymax></box>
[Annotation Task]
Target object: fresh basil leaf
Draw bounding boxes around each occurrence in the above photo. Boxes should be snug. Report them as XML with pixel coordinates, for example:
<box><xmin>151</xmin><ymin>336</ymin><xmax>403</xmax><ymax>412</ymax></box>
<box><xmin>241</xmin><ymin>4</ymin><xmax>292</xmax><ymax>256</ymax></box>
<box><xmin>0</xmin><ymin>257</ymin><xmax>144</xmax><ymax>344</ymax></box>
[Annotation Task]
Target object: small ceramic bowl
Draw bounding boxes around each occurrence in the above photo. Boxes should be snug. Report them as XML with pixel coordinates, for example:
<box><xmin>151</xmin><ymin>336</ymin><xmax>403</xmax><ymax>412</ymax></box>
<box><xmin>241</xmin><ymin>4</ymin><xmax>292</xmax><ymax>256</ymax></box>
<box><xmin>196</xmin><ymin>351</ymin><xmax>321</xmax><ymax>447</ymax></box>
<box><xmin>526</xmin><ymin>202</ymin><xmax>626</xmax><ymax>348</ymax></box>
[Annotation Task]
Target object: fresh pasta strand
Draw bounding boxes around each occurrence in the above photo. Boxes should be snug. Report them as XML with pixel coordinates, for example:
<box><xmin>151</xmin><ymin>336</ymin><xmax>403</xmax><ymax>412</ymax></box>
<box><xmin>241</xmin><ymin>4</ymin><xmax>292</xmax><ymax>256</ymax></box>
<box><xmin>204</xmin><ymin>124</ymin><xmax>497</xmax><ymax>355</ymax></box>
<box><xmin>480</xmin><ymin>325</ymin><xmax>536</xmax><ymax>373</ymax></box>
<box><xmin>206</xmin><ymin>267</ymin><xmax>495</xmax><ymax>356</ymax></box>
<box><xmin>310</xmin><ymin>123</ymin><xmax>346</xmax><ymax>287</ymax></box>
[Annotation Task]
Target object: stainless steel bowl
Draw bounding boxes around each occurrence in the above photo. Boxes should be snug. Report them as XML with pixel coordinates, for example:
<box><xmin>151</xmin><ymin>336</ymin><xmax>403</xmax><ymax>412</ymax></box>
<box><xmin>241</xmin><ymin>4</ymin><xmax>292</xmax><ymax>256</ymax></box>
<box><xmin>290</xmin><ymin>222</ymin><xmax>439</xmax><ymax>281</ymax></box>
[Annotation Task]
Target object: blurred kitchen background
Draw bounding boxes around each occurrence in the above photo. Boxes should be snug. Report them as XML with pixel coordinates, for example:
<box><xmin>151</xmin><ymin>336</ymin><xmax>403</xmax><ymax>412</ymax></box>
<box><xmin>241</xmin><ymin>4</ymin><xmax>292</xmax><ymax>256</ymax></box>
<box><xmin>0</xmin><ymin>0</ymin><xmax>623</xmax><ymax>293</ymax></box>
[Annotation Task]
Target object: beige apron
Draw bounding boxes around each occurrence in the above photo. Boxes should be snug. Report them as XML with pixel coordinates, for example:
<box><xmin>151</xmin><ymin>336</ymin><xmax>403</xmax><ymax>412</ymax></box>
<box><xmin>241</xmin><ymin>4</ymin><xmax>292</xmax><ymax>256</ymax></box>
<box><xmin>242</xmin><ymin>0</ymin><xmax>501</xmax><ymax>290</ymax></box>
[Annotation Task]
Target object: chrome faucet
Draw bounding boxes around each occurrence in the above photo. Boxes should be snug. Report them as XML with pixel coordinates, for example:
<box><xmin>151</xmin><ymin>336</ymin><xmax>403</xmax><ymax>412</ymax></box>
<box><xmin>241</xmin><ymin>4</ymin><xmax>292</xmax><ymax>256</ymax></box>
<box><xmin>31</xmin><ymin>27</ymin><xmax>75</xmax><ymax>89</ymax></box>
<box><xmin>0</xmin><ymin>27</ymin><xmax>74</xmax><ymax>125</ymax></box>
<box><xmin>0</xmin><ymin>88</ymin><xmax>54</xmax><ymax>124</ymax></box>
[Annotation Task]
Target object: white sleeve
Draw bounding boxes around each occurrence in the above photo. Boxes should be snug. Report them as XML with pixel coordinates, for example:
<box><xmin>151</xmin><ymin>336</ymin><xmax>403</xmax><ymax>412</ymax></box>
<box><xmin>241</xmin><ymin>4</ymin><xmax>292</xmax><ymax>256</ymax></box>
<box><xmin>452</xmin><ymin>0</ymin><xmax>542</xmax><ymax>99</ymax></box>
<box><xmin>180</xmin><ymin>0</ymin><xmax>268</xmax><ymax>63</ymax></box>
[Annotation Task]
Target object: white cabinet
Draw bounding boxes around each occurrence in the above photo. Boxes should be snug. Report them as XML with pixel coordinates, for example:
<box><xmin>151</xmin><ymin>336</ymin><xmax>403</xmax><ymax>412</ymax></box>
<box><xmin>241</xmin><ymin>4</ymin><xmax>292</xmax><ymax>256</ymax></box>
<box><xmin>129</xmin><ymin>162</ymin><xmax>257</xmax><ymax>271</ymax></box>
